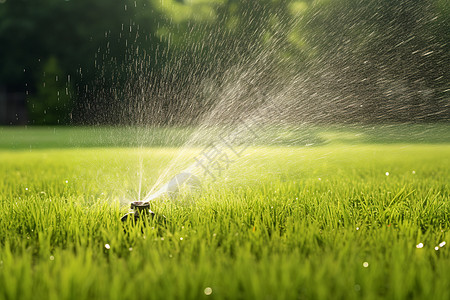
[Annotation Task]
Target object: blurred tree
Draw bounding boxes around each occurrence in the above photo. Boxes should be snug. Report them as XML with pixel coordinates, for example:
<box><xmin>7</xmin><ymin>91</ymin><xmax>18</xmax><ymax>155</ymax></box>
<box><xmin>0</xmin><ymin>0</ymin><xmax>448</xmax><ymax>124</ymax></box>
<box><xmin>27</xmin><ymin>57</ymin><xmax>72</xmax><ymax>125</ymax></box>
<box><xmin>0</xmin><ymin>0</ymin><xmax>160</xmax><ymax>124</ymax></box>
<box><xmin>294</xmin><ymin>0</ymin><xmax>450</xmax><ymax>122</ymax></box>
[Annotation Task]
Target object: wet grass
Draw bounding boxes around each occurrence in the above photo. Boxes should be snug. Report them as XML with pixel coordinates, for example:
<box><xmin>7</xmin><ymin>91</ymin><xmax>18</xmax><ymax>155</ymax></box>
<box><xmin>0</xmin><ymin>126</ymin><xmax>449</xmax><ymax>299</ymax></box>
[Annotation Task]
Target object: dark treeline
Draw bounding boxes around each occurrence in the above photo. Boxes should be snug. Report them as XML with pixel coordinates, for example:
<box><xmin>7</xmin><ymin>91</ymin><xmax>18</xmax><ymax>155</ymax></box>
<box><xmin>0</xmin><ymin>0</ymin><xmax>448</xmax><ymax>125</ymax></box>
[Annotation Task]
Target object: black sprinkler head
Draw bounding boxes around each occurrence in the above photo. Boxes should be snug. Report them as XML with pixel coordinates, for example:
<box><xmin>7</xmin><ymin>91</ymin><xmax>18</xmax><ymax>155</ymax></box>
<box><xmin>121</xmin><ymin>201</ymin><xmax>155</xmax><ymax>222</ymax></box>
<box><xmin>130</xmin><ymin>201</ymin><xmax>151</xmax><ymax>212</ymax></box>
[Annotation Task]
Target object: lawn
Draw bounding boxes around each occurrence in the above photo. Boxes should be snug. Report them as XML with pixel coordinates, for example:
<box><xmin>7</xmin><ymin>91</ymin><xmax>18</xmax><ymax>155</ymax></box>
<box><xmin>0</xmin><ymin>125</ymin><xmax>449</xmax><ymax>299</ymax></box>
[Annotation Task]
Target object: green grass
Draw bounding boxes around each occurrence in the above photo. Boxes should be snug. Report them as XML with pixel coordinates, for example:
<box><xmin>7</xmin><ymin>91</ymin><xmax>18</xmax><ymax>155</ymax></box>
<box><xmin>1</xmin><ymin>123</ymin><xmax>449</xmax><ymax>149</ymax></box>
<box><xmin>0</xmin><ymin>125</ymin><xmax>449</xmax><ymax>299</ymax></box>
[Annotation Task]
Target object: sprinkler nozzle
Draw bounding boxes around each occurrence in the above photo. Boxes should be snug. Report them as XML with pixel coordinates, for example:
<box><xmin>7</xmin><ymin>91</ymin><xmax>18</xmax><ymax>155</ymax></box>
<box><xmin>121</xmin><ymin>172</ymin><xmax>200</xmax><ymax>222</ymax></box>
<box><xmin>121</xmin><ymin>201</ymin><xmax>155</xmax><ymax>222</ymax></box>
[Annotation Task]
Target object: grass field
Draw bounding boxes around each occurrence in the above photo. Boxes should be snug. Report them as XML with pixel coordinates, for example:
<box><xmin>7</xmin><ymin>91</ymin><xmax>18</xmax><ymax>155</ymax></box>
<box><xmin>0</xmin><ymin>125</ymin><xmax>449</xmax><ymax>299</ymax></box>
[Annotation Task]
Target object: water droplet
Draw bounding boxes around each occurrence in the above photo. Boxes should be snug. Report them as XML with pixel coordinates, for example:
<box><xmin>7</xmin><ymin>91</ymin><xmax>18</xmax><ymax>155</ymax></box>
<box><xmin>439</xmin><ymin>241</ymin><xmax>446</xmax><ymax>248</ymax></box>
<box><xmin>385</xmin><ymin>172</ymin><xmax>389</xmax><ymax>176</ymax></box>
<box><xmin>50</xmin><ymin>255</ymin><xmax>55</xmax><ymax>261</ymax></box>
<box><xmin>204</xmin><ymin>287</ymin><xmax>213</xmax><ymax>295</ymax></box>
<box><xmin>434</xmin><ymin>246</ymin><xmax>439</xmax><ymax>251</ymax></box>
<box><xmin>416</xmin><ymin>243</ymin><xmax>424</xmax><ymax>249</ymax></box>
<box><xmin>363</xmin><ymin>262</ymin><xmax>369</xmax><ymax>267</ymax></box>
<box><xmin>356</xmin><ymin>227</ymin><xmax>359</xmax><ymax>230</ymax></box>
<box><xmin>180</xmin><ymin>237</ymin><xmax>183</xmax><ymax>240</ymax></box>
<box><xmin>105</xmin><ymin>244</ymin><xmax>111</xmax><ymax>250</ymax></box>
<box><xmin>161</xmin><ymin>237</ymin><xmax>164</xmax><ymax>241</ymax></box>
<box><xmin>25</xmin><ymin>188</ymin><xmax>28</xmax><ymax>191</ymax></box>
<box><xmin>412</xmin><ymin>170</ymin><xmax>416</xmax><ymax>174</ymax></box>
<box><xmin>129</xmin><ymin>247</ymin><xmax>133</xmax><ymax>251</ymax></box>
<box><xmin>65</xmin><ymin>180</ymin><xmax>68</xmax><ymax>183</ymax></box>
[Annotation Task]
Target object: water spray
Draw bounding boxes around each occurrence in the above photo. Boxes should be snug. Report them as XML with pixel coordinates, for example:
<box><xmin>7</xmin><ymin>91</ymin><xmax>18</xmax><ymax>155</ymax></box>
<box><xmin>120</xmin><ymin>100</ymin><xmax>283</xmax><ymax>223</ymax></box>
<box><xmin>121</xmin><ymin>171</ymin><xmax>201</xmax><ymax>222</ymax></box>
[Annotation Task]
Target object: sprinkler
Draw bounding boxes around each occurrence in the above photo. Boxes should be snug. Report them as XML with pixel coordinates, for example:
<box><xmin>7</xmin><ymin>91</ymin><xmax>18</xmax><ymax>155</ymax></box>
<box><xmin>120</xmin><ymin>172</ymin><xmax>200</xmax><ymax>222</ymax></box>
<box><xmin>120</xmin><ymin>201</ymin><xmax>155</xmax><ymax>222</ymax></box>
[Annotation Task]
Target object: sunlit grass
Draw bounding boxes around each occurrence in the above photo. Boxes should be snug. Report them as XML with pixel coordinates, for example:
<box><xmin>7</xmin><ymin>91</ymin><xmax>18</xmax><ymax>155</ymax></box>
<box><xmin>0</xmin><ymin>127</ymin><xmax>449</xmax><ymax>299</ymax></box>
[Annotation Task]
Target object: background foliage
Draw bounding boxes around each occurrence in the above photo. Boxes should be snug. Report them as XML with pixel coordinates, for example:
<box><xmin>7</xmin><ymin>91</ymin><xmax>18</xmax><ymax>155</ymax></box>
<box><xmin>0</xmin><ymin>0</ymin><xmax>448</xmax><ymax>124</ymax></box>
